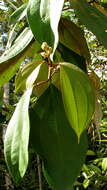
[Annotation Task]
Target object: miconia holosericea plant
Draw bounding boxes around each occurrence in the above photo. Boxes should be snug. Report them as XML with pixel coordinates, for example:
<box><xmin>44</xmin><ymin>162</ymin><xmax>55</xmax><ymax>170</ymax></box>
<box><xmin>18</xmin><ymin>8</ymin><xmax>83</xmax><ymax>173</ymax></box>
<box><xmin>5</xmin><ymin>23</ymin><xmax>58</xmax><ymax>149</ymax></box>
<box><xmin>1</xmin><ymin>0</ymin><xmax>106</xmax><ymax>189</ymax></box>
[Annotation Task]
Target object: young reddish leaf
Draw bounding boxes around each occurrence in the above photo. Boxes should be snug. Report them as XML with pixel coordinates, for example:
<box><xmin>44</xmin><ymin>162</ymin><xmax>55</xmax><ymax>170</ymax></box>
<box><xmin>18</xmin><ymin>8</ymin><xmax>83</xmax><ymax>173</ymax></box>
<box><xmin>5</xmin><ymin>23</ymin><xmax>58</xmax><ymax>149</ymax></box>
<box><xmin>60</xmin><ymin>62</ymin><xmax>95</xmax><ymax>141</ymax></box>
<box><xmin>4</xmin><ymin>88</ymin><xmax>32</xmax><ymax>183</ymax></box>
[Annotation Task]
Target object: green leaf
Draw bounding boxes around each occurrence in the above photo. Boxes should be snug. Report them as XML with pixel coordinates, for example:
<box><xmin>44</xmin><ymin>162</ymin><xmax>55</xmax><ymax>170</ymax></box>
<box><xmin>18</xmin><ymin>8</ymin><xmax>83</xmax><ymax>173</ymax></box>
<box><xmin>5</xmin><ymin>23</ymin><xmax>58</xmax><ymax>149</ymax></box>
<box><xmin>0</xmin><ymin>28</ymin><xmax>33</xmax><ymax>64</ymax></box>
<box><xmin>102</xmin><ymin>158</ymin><xmax>107</xmax><ymax>171</ymax></box>
<box><xmin>60</xmin><ymin>62</ymin><xmax>95</xmax><ymax>141</ymax></box>
<box><xmin>51</xmin><ymin>69</ymin><xmax>60</xmax><ymax>90</ymax></box>
<box><xmin>9</xmin><ymin>3</ymin><xmax>27</xmax><ymax>25</ymax></box>
<box><xmin>26</xmin><ymin>62</ymin><xmax>49</xmax><ymax>92</ymax></box>
<box><xmin>30</xmin><ymin>85</ymin><xmax>88</xmax><ymax>190</ymax></box>
<box><xmin>26</xmin><ymin>63</ymin><xmax>42</xmax><ymax>89</ymax></box>
<box><xmin>27</xmin><ymin>0</ymin><xmax>64</xmax><ymax>55</ymax></box>
<box><xmin>15</xmin><ymin>41</ymin><xmax>42</xmax><ymax>93</ymax></box>
<box><xmin>0</xmin><ymin>27</ymin><xmax>33</xmax><ymax>87</ymax></box>
<box><xmin>23</xmin><ymin>0</ymin><xmax>28</xmax><ymax>3</ymax></box>
<box><xmin>101</xmin><ymin>0</ymin><xmax>107</xmax><ymax>8</ymax></box>
<box><xmin>87</xmin><ymin>150</ymin><xmax>96</xmax><ymax>156</ymax></box>
<box><xmin>4</xmin><ymin>88</ymin><xmax>32</xmax><ymax>183</ymax></box>
<box><xmin>83</xmin><ymin>178</ymin><xmax>90</xmax><ymax>189</ymax></box>
<box><xmin>58</xmin><ymin>43</ymin><xmax>87</xmax><ymax>72</ymax></box>
<box><xmin>59</xmin><ymin>18</ymin><xmax>90</xmax><ymax>60</ymax></box>
<box><xmin>71</xmin><ymin>0</ymin><xmax>107</xmax><ymax>49</ymax></box>
<box><xmin>33</xmin><ymin>62</ymin><xmax>49</xmax><ymax>97</ymax></box>
<box><xmin>101</xmin><ymin>0</ymin><xmax>107</xmax><ymax>3</ymax></box>
<box><xmin>15</xmin><ymin>61</ymin><xmax>41</xmax><ymax>93</ymax></box>
<box><xmin>15</xmin><ymin>59</ymin><xmax>48</xmax><ymax>96</ymax></box>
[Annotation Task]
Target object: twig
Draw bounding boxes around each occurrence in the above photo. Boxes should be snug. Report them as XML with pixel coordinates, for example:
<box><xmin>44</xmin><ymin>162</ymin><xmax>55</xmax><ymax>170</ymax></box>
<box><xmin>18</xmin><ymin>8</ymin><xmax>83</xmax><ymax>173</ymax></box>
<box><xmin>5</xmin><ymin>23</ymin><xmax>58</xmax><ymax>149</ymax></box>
<box><xmin>34</xmin><ymin>79</ymin><xmax>49</xmax><ymax>88</ymax></box>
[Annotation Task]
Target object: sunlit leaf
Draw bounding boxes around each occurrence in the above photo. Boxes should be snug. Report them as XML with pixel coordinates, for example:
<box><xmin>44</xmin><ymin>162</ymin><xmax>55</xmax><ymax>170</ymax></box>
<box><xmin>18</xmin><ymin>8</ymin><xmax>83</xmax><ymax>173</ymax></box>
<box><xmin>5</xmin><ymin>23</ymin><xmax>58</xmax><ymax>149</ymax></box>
<box><xmin>0</xmin><ymin>28</ymin><xmax>33</xmax><ymax>63</ymax></box>
<box><xmin>101</xmin><ymin>0</ymin><xmax>107</xmax><ymax>8</ymax></box>
<box><xmin>83</xmin><ymin>178</ymin><xmax>90</xmax><ymax>189</ymax></box>
<box><xmin>60</xmin><ymin>62</ymin><xmax>95</xmax><ymax>141</ymax></box>
<box><xmin>27</xmin><ymin>0</ymin><xmax>64</xmax><ymax>56</ymax></box>
<box><xmin>102</xmin><ymin>158</ymin><xmax>107</xmax><ymax>171</ymax></box>
<box><xmin>0</xmin><ymin>27</ymin><xmax>33</xmax><ymax>87</ymax></box>
<box><xmin>9</xmin><ymin>3</ymin><xmax>27</xmax><ymax>25</ymax></box>
<box><xmin>26</xmin><ymin>63</ymin><xmax>42</xmax><ymax>89</ymax></box>
<box><xmin>33</xmin><ymin>62</ymin><xmax>49</xmax><ymax>97</ymax></box>
<box><xmin>4</xmin><ymin>88</ymin><xmax>32</xmax><ymax>183</ymax></box>
<box><xmin>15</xmin><ymin>60</ymin><xmax>41</xmax><ymax>93</ymax></box>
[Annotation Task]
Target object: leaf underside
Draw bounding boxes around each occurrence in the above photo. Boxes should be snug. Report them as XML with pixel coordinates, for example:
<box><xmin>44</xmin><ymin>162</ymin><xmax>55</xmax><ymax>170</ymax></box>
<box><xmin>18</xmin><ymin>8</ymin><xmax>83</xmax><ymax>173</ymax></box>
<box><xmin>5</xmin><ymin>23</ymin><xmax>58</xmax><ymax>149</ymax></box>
<box><xmin>4</xmin><ymin>88</ymin><xmax>32</xmax><ymax>183</ymax></box>
<box><xmin>0</xmin><ymin>28</ymin><xmax>33</xmax><ymax>87</ymax></box>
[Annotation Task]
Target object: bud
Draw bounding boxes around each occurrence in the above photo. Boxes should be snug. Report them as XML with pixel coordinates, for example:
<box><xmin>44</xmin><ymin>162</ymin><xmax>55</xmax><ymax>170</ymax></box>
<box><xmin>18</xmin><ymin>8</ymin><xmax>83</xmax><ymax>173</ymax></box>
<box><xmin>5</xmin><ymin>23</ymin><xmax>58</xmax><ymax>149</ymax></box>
<box><xmin>40</xmin><ymin>52</ymin><xmax>49</xmax><ymax>58</ymax></box>
<box><xmin>41</xmin><ymin>42</ymin><xmax>48</xmax><ymax>51</ymax></box>
<box><xmin>41</xmin><ymin>42</ymin><xmax>52</xmax><ymax>54</ymax></box>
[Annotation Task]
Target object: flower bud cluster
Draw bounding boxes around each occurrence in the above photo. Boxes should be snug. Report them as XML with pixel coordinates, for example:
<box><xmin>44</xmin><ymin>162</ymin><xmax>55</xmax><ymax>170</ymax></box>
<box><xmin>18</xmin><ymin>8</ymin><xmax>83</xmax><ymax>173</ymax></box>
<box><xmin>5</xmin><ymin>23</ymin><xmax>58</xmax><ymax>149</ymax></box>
<box><xmin>41</xmin><ymin>42</ymin><xmax>52</xmax><ymax>58</ymax></box>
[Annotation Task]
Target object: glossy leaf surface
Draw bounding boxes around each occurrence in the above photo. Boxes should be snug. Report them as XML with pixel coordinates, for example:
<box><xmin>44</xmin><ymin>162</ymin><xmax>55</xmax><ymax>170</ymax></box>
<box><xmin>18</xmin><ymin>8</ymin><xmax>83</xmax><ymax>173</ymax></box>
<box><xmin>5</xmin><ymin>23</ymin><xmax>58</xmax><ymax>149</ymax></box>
<box><xmin>60</xmin><ymin>62</ymin><xmax>95</xmax><ymax>141</ymax></box>
<box><xmin>15</xmin><ymin>61</ymin><xmax>40</xmax><ymax>93</ymax></box>
<box><xmin>27</xmin><ymin>0</ymin><xmax>64</xmax><ymax>55</ymax></box>
<box><xmin>30</xmin><ymin>85</ymin><xmax>88</xmax><ymax>190</ymax></box>
<box><xmin>59</xmin><ymin>18</ymin><xmax>90</xmax><ymax>60</ymax></box>
<box><xmin>0</xmin><ymin>28</ymin><xmax>33</xmax><ymax>64</ymax></box>
<box><xmin>33</xmin><ymin>63</ymin><xmax>49</xmax><ymax>97</ymax></box>
<box><xmin>4</xmin><ymin>88</ymin><xmax>32</xmax><ymax>183</ymax></box>
<box><xmin>15</xmin><ymin>41</ymin><xmax>41</xmax><ymax>93</ymax></box>
<box><xmin>26</xmin><ymin>64</ymin><xmax>42</xmax><ymax>89</ymax></box>
<box><xmin>26</xmin><ymin>62</ymin><xmax>48</xmax><ymax>93</ymax></box>
<box><xmin>0</xmin><ymin>28</ymin><xmax>33</xmax><ymax>87</ymax></box>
